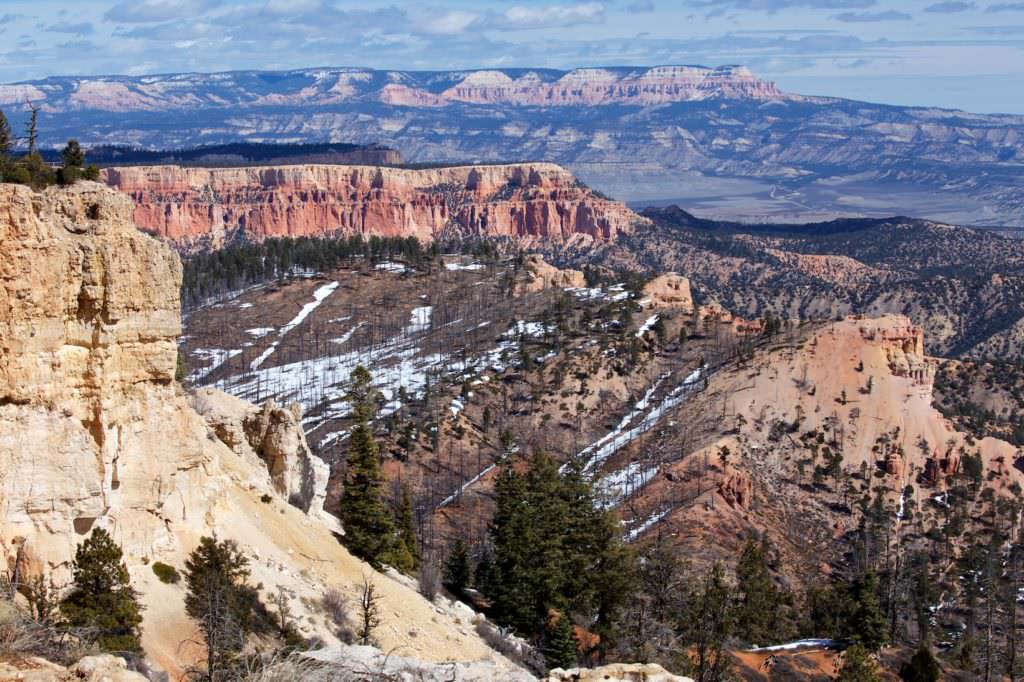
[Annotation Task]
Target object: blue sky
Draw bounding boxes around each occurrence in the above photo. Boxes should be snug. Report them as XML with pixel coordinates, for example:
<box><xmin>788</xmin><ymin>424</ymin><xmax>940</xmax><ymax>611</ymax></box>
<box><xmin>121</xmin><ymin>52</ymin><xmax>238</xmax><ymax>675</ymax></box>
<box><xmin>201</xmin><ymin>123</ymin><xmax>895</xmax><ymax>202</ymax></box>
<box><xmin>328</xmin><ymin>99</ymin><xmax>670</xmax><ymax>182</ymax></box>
<box><xmin>1</xmin><ymin>0</ymin><xmax>1023</xmax><ymax>113</ymax></box>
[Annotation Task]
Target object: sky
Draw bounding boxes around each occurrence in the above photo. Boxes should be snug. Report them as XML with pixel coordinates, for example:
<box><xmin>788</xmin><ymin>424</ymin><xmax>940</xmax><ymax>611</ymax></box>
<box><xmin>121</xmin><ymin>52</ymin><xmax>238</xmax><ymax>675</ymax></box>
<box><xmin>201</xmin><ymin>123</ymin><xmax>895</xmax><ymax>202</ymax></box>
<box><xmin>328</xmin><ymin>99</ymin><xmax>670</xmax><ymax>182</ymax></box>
<box><xmin>0</xmin><ymin>0</ymin><xmax>1023</xmax><ymax>113</ymax></box>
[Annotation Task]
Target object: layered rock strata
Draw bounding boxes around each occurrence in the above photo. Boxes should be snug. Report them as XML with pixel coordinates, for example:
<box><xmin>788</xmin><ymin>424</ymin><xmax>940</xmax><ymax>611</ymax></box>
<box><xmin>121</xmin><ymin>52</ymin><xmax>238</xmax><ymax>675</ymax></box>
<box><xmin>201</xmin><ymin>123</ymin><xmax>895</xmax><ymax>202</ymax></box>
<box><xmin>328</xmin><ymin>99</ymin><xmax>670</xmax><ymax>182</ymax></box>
<box><xmin>103</xmin><ymin>163</ymin><xmax>642</xmax><ymax>251</ymax></box>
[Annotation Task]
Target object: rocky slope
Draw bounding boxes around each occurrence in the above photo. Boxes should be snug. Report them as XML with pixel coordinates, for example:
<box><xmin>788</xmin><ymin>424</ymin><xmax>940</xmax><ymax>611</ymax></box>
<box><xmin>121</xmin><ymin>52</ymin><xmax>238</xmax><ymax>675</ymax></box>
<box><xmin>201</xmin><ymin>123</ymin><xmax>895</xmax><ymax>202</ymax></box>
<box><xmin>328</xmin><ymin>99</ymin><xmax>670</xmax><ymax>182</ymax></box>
<box><xmin>0</xmin><ymin>183</ymin><xmax>526</xmax><ymax>678</ymax></box>
<box><xmin>6</xmin><ymin>64</ymin><xmax>1023</xmax><ymax>225</ymax></box>
<box><xmin>103</xmin><ymin>163</ymin><xmax>643</xmax><ymax>251</ymax></box>
<box><xmin>559</xmin><ymin>207</ymin><xmax>1024</xmax><ymax>360</ymax></box>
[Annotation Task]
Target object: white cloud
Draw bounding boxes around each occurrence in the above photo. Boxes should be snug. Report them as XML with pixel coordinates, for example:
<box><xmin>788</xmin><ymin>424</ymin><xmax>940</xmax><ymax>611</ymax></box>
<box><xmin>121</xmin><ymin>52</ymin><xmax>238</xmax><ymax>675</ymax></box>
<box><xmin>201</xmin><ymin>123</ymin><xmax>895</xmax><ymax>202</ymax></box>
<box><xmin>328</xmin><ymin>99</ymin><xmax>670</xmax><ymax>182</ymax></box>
<box><xmin>493</xmin><ymin>3</ymin><xmax>606</xmax><ymax>30</ymax></box>
<box><xmin>105</xmin><ymin>0</ymin><xmax>223</xmax><ymax>24</ymax></box>
<box><xmin>424</xmin><ymin>10</ymin><xmax>481</xmax><ymax>35</ymax></box>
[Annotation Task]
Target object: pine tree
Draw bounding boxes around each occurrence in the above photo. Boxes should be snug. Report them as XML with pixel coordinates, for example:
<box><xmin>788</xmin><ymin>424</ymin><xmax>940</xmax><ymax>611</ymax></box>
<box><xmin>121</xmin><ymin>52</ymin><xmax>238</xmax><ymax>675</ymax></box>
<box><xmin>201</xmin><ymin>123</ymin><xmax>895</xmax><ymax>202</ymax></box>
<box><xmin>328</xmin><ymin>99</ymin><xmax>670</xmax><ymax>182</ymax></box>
<box><xmin>688</xmin><ymin>562</ymin><xmax>734</xmax><ymax>682</ymax></box>
<box><xmin>544</xmin><ymin>611</ymin><xmax>578</xmax><ymax>671</ymax></box>
<box><xmin>838</xmin><ymin>644</ymin><xmax>882</xmax><ymax>682</ymax></box>
<box><xmin>339</xmin><ymin>365</ymin><xmax>396</xmax><ymax>567</ymax></box>
<box><xmin>60</xmin><ymin>528</ymin><xmax>143</xmax><ymax>653</ymax></box>
<box><xmin>849</xmin><ymin>571</ymin><xmax>889</xmax><ymax>651</ymax></box>
<box><xmin>184</xmin><ymin>537</ymin><xmax>255</xmax><ymax>681</ymax></box>
<box><xmin>443</xmin><ymin>538</ymin><xmax>472</xmax><ymax>596</ymax></box>
<box><xmin>0</xmin><ymin>109</ymin><xmax>11</xmax><ymax>170</ymax></box>
<box><xmin>735</xmin><ymin>536</ymin><xmax>789</xmax><ymax>646</ymax></box>
<box><xmin>61</xmin><ymin>139</ymin><xmax>85</xmax><ymax>168</ymax></box>
<box><xmin>392</xmin><ymin>483</ymin><xmax>420</xmax><ymax>573</ymax></box>
<box><xmin>900</xmin><ymin>645</ymin><xmax>941</xmax><ymax>682</ymax></box>
<box><xmin>489</xmin><ymin>466</ymin><xmax>536</xmax><ymax>633</ymax></box>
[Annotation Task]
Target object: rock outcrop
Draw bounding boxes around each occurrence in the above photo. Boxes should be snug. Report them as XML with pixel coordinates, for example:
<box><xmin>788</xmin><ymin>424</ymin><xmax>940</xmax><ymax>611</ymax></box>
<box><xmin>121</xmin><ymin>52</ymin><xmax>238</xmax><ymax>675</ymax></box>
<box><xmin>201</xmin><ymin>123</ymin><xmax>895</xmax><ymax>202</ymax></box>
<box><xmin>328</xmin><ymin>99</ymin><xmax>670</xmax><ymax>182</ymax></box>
<box><xmin>0</xmin><ymin>182</ymin><xmax>525</xmax><ymax>677</ymax></box>
<box><xmin>642</xmin><ymin>273</ymin><xmax>694</xmax><ymax>312</ymax></box>
<box><xmin>518</xmin><ymin>254</ymin><xmax>587</xmax><ymax>294</ymax></box>
<box><xmin>189</xmin><ymin>389</ymin><xmax>331</xmax><ymax>521</ymax></box>
<box><xmin>103</xmin><ymin>163</ymin><xmax>643</xmax><ymax>251</ymax></box>
<box><xmin>0</xmin><ymin>655</ymin><xmax>148</xmax><ymax>682</ymax></box>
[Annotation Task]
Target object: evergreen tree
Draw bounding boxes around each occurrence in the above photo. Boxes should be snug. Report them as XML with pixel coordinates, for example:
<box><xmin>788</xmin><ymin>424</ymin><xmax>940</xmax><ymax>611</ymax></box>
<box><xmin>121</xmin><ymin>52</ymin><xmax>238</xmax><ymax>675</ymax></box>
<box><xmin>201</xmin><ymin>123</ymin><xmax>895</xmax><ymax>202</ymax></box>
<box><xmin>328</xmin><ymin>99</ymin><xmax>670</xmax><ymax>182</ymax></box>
<box><xmin>489</xmin><ymin>465</ymin><xmax>536</xmax><ymax>633</ymax></box>
<box><xmin>838</xmin><ymin>644</ymin><xmax>882</xmax><ymax>682</ymax></box>
<box><xmin>900</xmin><ymin>645</ymin><xmax>941</xmax><ymax>682</ymax></box>
<box><xmin>393</xmin><ymin>483</ymin><xmax>420</xmax><ymax>573</ymax></box>
<box><xmin>688</xmin><ymin>562</ymin><xmax>734</xmax><ymax>682</ymax></box>
<box><xmin>735</xmin><ymin>536</ymin><xmax>789</xmax><ymax>645</ymax></box>
<box><xmin>184</xmin><ymin>537</ymin><xmax>255</xmax><ymax>681</ymax></box>
<box><xmin>848</xmin><ymin>571</ymin><xmax>889</xmax><ymax>651</ymax></box>
<box><xmin>543</xmin><ymin>612</ymin><xmax>578</xmax><ymax>671</ymax></box>
<box><xmin>339</xmin><ymin>365</ymin><xmax>396</xmax><ymax>567</ymax></box>
<box><xmin>61</xmin><ymin>139</ymin><xmax>85</xmax><ymax>168</ymax></box>
<box><xmin>60</xmin><ymin>528</ymin><xmax>143</xmax><ymax>653</ymax></box>
<box><xmin>443</xmin><ymin>538</ymin><xmax>472</xmax><ymax>596</ymax></box>
<box><xmin>0</xmin><ymin>109</ymin><xmax>11</xmax><ymax>171</ymax></box>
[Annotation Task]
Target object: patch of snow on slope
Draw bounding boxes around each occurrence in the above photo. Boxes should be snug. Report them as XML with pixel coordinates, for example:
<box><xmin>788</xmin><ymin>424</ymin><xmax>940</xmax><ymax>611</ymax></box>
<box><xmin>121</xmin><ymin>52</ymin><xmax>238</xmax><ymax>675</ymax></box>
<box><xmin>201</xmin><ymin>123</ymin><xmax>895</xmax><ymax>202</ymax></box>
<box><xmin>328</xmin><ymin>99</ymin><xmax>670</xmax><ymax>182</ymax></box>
<box><xmin>598</xmin><ymin>462</ymin><xmax>660</xmax><ymax>508</ymax></box>
<box><xmin>189</xmin><ymin>348</ymin><xmax>242</xmax><ymax>383</ymax></box>
<box><xmin>331</xmin><ymin>323</ymin><xmax>363</xmax><ymax>347</ymax></box>
<box><xmin>247</xmin><ymin>327</ymin><xmax>275</xmax><ymax>338</ymax></box>
<box><xmin>445</xmin><ymin>262</ymin><xmax>485</xmax><ymax>271</ymax></box>
<box><xmin>636</xmin><ymin>314</ymin><xmax>660</xmax><ymax>338</ymax></box>
<box><xmin>748</xmin><ymin>639</ymin><xmax>839</xmax><ymax>652</ymax></box>
<box><xmin>281</xmin><ymin>281</ymin><xmax>339</xmax><ymax>335</ymax></box>
<box><xmin>574</xmin><ymin>366</ymin><xmax>706</xmax><ymax>475</ymax></box>
<box><xmin>409</xmin><ymin>306</ymin><xmax>433</xmax><ymax>333</ymax></box>
<box><xmin>439</xmin><ymin>464</ymin><xmax>497</xmax><ymax>508</ymax></box>
<box><xmin>251</xmin><ymin>281</ymin><xmax>338</xmax><ymax>369</ymax></box>
<box><xmin>626</xmin><ymin>509</ymin><xmax>669</xmax><ymax>541</ymax></box>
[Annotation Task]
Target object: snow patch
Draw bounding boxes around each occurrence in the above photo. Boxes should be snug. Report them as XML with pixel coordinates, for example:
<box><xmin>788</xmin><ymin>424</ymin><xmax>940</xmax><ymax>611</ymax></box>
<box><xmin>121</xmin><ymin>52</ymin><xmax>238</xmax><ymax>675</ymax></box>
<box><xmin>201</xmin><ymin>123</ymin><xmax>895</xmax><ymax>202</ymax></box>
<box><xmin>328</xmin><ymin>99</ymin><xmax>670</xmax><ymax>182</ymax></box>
<box><xmin>636</xmin><ymin>314</ymin><xmax>660</xmax><ymax>338</ymax></box>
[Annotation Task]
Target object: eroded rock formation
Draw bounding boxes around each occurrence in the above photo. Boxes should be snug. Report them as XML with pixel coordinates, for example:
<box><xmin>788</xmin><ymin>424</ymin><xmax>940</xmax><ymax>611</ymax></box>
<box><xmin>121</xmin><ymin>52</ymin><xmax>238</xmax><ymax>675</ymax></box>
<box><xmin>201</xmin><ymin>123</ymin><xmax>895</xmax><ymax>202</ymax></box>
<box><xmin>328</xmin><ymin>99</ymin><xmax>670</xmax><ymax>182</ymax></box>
<box><xmin>642</xmin><ymin>273</ymin><xmax>694</xmax><ymax>312</ymax></box>
<box><xmin>518</xmin><ymin>254</ymin><xmax>587</xmax><ymax>294</ymax></box>
<box><xmin>189</xmin><ymin>389</ymin><xmax>331</xmax><ymax>521</ymax></box>
<box><xmin>0</xmin><ymin>182</ymin><xmax>524</xmax><ymax>677</ymax></box>
<box><xmin>103</xmin><ymin>163</ymin><xmax>643</xmax><ymax>251</ymax></box>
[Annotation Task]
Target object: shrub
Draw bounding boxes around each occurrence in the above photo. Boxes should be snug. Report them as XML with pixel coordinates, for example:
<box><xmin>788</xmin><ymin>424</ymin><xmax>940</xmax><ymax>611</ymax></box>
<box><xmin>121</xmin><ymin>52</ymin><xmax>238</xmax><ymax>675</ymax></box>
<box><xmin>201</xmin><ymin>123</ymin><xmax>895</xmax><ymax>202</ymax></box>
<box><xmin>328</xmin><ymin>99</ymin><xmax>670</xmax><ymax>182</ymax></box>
<box><xmin>152</xmin><ymin>562</ymin><xmax>181</xmax><ymax>585</ymax></box>
<box><xmin>322</xmin><ymin>588</ymin><xmax>354</xmax><ymax>644</ymax></box>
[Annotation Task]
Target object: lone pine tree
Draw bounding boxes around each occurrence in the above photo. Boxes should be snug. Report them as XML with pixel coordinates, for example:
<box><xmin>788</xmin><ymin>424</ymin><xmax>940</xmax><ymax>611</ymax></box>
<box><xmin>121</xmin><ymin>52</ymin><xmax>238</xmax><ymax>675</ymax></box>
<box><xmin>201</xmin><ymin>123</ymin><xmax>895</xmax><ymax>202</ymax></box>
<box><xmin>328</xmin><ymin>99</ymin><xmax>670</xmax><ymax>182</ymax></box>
<box><xmin>339</xmin><ymin>365</ymin><xmax>397</xmax><ymax>568</ymax></box>
<box><xmin>184</xmin><ymin>537</ymin><xmax>256</xmax><ymax>681</ymax></box>
<box><xmin>61</xmin><ymin>528</ymin><xmax>143</xmax><ymax>653</ymax></box>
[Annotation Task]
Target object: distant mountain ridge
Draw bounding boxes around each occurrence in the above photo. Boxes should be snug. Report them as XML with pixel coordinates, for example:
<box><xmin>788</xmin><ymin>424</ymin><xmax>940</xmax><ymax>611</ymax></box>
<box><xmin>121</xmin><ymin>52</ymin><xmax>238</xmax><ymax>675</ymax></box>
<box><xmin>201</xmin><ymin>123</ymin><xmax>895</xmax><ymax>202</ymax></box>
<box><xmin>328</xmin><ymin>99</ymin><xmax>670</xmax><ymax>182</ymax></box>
<box><xmin>0</xmin><ymin>64</ymin><xmax>784</xmax><ymax>111</ymax></box>
<box><xmin>3</xmin><ymin>64</ymin><xmax>1022</xmax><ymax>226</ymax></box>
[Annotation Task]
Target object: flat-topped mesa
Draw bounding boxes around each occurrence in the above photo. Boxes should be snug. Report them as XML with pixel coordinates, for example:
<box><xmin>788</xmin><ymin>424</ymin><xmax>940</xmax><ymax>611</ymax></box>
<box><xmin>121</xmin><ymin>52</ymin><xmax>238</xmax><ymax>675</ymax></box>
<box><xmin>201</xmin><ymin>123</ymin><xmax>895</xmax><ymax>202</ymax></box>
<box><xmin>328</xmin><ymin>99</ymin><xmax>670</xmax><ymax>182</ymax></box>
<box><xmin>441</xmin><ymin>65</ymin><xmax>782</xmax><ymax>106</ymax></box>
<box><xmin>102</xmin><ymin>163</ymin><xmax>642</xmax><ymax>251</ymax></box>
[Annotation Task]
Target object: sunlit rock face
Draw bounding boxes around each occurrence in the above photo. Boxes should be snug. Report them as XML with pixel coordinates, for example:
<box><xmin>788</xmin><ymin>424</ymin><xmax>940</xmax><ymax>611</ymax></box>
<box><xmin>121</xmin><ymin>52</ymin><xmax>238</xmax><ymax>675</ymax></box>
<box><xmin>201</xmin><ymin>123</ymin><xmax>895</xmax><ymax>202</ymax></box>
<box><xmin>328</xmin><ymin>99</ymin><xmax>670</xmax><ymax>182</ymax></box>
<box><xmin>103</xmin><ymin>163</ymin><xmax>645</xmax><ymax>251</ymax></box>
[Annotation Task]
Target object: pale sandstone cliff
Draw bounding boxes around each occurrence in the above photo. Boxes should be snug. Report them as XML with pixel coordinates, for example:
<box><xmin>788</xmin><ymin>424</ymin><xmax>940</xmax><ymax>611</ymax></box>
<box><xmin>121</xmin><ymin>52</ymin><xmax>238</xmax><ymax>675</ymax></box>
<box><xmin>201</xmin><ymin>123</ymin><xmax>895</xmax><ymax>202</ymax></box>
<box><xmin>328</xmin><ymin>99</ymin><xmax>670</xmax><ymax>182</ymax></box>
<box><xmin>0</xmin><ymin>183</ymin><xmax>522</xmax><ymax>678</ymax></box>
<box><xmin>103</xmin><ymin>163</ymin><xmax>644</xmax><ymax>251</ymax></box>
<box><xmin>642</xmin><ymin>273</ymin><xmax>694</xmax><ymax>313</ymax></box>
<box><xmin>518</xmin><ymin>254</ymin><xmax>587</xmax><ymax>294</ymax></box>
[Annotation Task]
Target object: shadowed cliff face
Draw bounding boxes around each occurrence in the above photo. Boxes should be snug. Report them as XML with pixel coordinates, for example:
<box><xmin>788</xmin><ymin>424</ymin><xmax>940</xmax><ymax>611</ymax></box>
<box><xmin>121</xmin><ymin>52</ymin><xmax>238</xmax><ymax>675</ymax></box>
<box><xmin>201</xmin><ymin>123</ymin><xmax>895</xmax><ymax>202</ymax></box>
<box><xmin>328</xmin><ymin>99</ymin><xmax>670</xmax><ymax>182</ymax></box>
<box><xmin>103</xmin><ymin>163</ymin><xmax>645</xmax><ymax>251</ymax></box>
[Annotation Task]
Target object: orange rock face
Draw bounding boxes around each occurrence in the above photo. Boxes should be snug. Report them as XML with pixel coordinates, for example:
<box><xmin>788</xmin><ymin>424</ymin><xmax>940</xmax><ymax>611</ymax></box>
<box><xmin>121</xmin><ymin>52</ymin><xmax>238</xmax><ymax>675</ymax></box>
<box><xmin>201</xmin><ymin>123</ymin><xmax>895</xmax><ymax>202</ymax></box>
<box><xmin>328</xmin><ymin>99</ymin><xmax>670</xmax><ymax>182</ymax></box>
<box><xmin>103</xmin><ymin>163</ymin><xmax>642</xmax><ymax>250</ymax></box>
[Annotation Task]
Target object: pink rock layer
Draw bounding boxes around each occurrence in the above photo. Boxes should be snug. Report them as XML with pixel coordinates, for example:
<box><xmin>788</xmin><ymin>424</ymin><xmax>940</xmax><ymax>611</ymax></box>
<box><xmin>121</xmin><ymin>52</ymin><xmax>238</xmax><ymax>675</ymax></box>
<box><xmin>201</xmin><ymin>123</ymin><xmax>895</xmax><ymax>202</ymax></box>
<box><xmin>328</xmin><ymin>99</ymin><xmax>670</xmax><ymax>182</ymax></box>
<box><xmin>103</xmin><ymin>163</ymin><xmax>642</xmax><ymax>250</ymax></box>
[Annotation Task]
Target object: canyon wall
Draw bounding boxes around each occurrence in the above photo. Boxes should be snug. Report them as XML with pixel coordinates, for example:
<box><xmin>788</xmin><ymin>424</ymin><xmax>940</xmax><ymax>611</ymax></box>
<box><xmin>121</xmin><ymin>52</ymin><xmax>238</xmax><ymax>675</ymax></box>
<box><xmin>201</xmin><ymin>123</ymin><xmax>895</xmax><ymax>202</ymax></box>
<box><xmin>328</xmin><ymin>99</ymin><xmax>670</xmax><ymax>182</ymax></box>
<box><xmin>0</xmin><ymin>182</ymin><xmax>521</xmax><ymax>676</ymax></box>
<box><xmin>103</xmin><ymin>163</ymin><xmax>643</xmax><ymax>251</ymax></box>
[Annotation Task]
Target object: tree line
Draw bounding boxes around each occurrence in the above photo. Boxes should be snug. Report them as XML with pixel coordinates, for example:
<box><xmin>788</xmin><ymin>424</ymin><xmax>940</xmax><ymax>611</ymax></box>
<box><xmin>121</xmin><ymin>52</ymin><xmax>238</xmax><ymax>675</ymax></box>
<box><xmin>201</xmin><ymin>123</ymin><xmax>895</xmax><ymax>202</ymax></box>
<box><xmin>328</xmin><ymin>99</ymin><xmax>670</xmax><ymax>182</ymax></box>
<box><xmin>0</xmin><ymin>107</ymin><xmax>100</xmax><ymax>188</ymax></box>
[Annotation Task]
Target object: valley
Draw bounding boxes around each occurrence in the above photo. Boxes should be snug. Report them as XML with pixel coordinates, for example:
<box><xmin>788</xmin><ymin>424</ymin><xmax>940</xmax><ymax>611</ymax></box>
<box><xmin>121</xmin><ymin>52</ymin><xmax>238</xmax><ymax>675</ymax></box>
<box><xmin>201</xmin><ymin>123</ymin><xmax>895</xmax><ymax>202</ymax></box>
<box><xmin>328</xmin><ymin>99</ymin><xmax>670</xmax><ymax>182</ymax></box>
<box><xmin>5</xmin><ymin>1</ymin><xmax>1024</xmax><ymax>677</ymax></box>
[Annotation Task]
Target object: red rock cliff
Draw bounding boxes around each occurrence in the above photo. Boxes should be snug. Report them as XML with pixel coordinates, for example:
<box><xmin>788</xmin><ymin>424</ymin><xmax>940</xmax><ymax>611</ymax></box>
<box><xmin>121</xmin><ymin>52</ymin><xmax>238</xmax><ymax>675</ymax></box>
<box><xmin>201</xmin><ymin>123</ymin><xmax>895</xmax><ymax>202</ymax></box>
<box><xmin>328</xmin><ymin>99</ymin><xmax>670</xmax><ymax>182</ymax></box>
<box><xmin>103</xmin><ymin>163</ymin><xmax>643</xmax><ymax>250</ymax></box>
